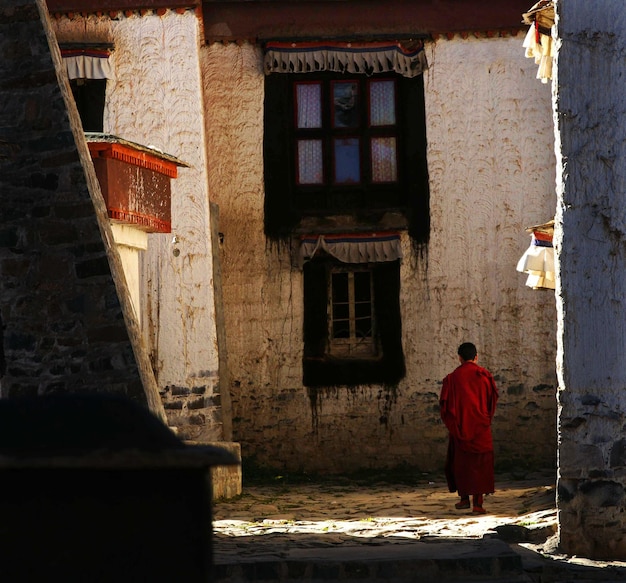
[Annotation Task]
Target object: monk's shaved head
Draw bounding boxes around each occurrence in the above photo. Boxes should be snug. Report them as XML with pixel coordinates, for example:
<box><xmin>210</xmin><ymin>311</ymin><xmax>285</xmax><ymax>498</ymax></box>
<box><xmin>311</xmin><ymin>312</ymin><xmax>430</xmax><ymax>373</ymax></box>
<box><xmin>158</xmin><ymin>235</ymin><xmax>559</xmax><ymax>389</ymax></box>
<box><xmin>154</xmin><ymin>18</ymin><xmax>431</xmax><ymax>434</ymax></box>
<box><xmin>458</xmin><ymin>342</ymin><xmax>477</xmax><ymax>362</ymax></box>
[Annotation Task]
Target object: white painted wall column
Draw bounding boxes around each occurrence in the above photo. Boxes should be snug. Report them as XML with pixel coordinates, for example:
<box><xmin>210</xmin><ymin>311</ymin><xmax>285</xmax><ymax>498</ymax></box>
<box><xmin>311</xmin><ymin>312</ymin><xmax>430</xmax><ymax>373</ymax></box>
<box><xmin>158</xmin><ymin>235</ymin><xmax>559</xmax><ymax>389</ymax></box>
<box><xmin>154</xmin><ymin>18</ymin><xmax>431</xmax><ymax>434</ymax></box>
<box><xmin>110</xmin><ymin>223</ymin><xmax>147</xmax><ymax>325</ymax></box>
<box><xmin>52</xmin><ymin>11</ymin><xmax>225</xmax><ymax>441</ymax></box>
<box><xmin>554</xmin><ymin>0</ymin><xmax>626</xmax><ymax>559</ymax></box>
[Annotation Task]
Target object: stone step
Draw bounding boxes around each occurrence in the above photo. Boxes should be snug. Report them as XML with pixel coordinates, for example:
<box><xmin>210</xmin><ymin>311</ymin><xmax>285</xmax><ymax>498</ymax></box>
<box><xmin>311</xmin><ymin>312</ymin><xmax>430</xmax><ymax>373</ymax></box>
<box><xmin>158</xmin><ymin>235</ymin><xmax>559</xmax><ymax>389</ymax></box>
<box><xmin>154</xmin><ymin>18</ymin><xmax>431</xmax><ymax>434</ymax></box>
<box><xmin>213</xmin><ymin>538</ymin><xmax>530</xmax><ymax>582</ymax></box>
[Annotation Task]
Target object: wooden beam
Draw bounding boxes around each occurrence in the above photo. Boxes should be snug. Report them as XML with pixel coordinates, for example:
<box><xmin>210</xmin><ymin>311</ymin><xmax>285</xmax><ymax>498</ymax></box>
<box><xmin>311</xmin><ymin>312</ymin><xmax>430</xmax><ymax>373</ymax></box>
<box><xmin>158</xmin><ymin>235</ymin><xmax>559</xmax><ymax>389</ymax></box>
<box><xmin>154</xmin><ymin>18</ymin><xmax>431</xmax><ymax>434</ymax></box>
<box><xmin>202</xmin><ymin>0</ymin><xmax>530</xmax><ymax>43</ymax></box>
<box><xmin>46</xmin><ymin>0</ymin><xmax>199</xmax><ymax>13</ymax></box>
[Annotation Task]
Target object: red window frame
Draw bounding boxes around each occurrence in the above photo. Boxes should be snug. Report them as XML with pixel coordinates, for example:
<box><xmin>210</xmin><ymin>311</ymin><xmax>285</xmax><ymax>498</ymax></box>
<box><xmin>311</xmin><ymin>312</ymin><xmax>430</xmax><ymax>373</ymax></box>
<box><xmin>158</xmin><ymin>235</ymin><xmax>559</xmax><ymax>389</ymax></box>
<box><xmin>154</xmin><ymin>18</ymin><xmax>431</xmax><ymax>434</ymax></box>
<box><xmin>292</xmin><ymin>76</ymin><xmax>399</xmax><ymax>190</ymax></box>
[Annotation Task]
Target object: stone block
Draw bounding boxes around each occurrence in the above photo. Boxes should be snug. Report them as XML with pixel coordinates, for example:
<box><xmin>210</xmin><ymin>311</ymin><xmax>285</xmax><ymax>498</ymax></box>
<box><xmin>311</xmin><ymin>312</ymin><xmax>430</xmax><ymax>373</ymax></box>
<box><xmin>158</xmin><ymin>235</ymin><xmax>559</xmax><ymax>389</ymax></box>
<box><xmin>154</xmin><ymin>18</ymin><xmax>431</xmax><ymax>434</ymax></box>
<box><xmin>196</xmin><ymin>440</ymin><xmax>242</xmax><ymax>500</ymax></box>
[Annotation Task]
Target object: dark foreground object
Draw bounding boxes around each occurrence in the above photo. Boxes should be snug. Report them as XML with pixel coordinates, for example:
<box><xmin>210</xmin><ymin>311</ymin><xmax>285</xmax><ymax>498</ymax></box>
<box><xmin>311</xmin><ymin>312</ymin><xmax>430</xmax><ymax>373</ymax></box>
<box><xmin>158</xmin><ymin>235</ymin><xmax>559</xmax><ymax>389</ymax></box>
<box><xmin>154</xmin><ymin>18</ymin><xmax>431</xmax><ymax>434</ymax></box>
<box><xmin>214</xmin><ymin>538</ymin><xmax>525</xmax><ymax>583</ymax></box>
<box><xmin>0</xmin><ymin>394</ymin><xmax>238</xmax><ymax>583</ymax></box>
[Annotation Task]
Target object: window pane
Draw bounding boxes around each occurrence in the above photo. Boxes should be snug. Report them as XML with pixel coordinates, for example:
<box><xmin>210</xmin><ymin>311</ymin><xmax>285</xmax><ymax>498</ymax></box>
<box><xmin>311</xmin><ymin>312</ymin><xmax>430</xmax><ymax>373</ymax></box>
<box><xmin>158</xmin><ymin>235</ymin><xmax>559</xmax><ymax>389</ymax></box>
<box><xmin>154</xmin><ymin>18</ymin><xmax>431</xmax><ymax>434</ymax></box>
<box><xmin>353</xmin><ymin>271</ymin><xmax>371</xmax><ymax>301</ymax></box>
<box><xmin>296</xmin><ymin>83</ymin><xmax>322</xmax><ymax>128</ymax></box>
<box><xmin>334</xmin><ymin>138</ymin><xmax>360</xmax><ymax>184</ymax></box>
<box><xmin>333</xmin><ymin>321</ymin><xmax>350</xmax><ymax>339</ymax></box>
<box><xmin>332</xmin><ymin>272</ymin><xmax>349</xmax><ymax>302</ymax></box>
<box><xmin>355</xmin><ymin>316</ymin><xmax>372</xmax><ymax>338</ymax></box>
<box><xmin>327</xmin><ymin>267</ymin><xmax>377</xmax><ymax>357</ymax></box>
<box><xmin>354</xmin><ymin>301</ymin><xmax>371</xmax><ymax>319</ymax></box>
<box><xmin>331</xmin><ymin>272</ymin><xmax>350</xmax><ymax>339</ymax></box>
<box><xmin>354</xmin><ymin>271</ymin><xmax>372</xmax><ymax>339</ymax></box>
<box><xmin>333</xmin><ymin>303</ymin><xmax>350</xmax><ymax>321</ymax></box>
<box><xmin>297</xmin><ymin>139</ymin><xmax>323</xmax><ymax>184</ymax></box>
<box><xmin>369</xmin><ymin>80</ymin><xmax>396</xmax><ymax>126</ymax></box>
<box><xmin>371</xmin><ymin>137</ymin><xmax>397</xmax><ymax>183</ymax></box>
<box><xmin>333</xmin><ymin>81</ymin><xmax>359</xmax><ymax>128</ymax></box>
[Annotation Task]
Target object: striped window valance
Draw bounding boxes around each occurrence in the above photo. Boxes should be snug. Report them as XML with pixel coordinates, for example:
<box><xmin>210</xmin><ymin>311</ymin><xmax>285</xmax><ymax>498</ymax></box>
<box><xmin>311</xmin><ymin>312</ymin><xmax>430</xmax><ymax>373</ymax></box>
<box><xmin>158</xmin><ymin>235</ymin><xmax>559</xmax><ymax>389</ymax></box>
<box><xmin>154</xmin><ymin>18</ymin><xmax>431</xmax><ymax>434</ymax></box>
<box><xmin>61</xmin><ymin>47</ymin><xmax>114</xmax><ymax>80</ymax></box>
<box><xmin>264</xmin><ymin>41</ymin><xmax>428</xmax><ymax>78</ymax></box>
<box><xmin>300</xmin><ymin>232</ymin><xmax>403</xmax><ymax>265</ymax></box>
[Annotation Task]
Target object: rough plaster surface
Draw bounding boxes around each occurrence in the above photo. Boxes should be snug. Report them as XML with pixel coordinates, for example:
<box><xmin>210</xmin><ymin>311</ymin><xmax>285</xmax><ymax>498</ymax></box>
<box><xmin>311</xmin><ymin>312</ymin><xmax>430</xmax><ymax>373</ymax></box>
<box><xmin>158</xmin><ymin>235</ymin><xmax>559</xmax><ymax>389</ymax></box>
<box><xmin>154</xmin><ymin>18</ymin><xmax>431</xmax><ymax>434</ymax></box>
<box><xmin>554</xmin><ymin>0</ymin><xmax>626</xmax><ymax>560</ymax></box>
<box><xmin>52</xmin><ymin>11</ymin><xmax>222</xmax><ymax>440</ymax></box>
<box><xmin>203</xmin><ymin>36</ymin><xmax>558</xmax><ymax>473</ymax></box>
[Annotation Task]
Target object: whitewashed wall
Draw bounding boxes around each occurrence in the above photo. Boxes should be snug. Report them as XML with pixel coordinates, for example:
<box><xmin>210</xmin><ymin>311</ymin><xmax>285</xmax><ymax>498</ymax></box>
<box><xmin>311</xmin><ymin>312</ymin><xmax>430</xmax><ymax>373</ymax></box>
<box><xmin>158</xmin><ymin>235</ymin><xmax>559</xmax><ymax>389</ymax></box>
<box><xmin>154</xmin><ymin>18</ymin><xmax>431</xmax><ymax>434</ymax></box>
<box><xmin>420</xmin><ymin>36</ymin><xmax>558</xmax><ymax>466</ymax></box>
<box><xmin>53</xmin><ymin>11</ymin><xmax>223</xmax><ymax>440</ymax></box>
<box><xmin>202</xmin><ymin>34</ymin><xmax>558</xmax><ymax>473</ymax></box>
<box><xmin>554</xmin><ymin>0</ymin><xmax>626</xmax><ymax>559</ymax></box>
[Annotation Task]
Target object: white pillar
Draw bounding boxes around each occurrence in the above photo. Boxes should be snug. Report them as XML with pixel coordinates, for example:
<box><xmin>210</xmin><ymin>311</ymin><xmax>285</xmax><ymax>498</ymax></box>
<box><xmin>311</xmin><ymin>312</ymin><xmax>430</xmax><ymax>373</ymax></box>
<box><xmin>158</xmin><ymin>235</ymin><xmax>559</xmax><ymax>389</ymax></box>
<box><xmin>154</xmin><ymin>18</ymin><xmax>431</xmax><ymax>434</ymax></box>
<box><xmin>110</xmin><ymin>223</ymin><xmax>148</xmax><ymax>326</ymax></box>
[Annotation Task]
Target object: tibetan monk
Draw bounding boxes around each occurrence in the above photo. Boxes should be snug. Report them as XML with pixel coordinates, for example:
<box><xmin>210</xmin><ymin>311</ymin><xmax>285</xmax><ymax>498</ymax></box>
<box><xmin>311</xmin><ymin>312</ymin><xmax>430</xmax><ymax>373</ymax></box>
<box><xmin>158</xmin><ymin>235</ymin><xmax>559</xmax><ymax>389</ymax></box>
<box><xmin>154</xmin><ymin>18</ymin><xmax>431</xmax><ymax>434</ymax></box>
<box><xmin>440</xmin><ymin>342</ymin><xmax>498</xmax><ymax>514</ymax></box>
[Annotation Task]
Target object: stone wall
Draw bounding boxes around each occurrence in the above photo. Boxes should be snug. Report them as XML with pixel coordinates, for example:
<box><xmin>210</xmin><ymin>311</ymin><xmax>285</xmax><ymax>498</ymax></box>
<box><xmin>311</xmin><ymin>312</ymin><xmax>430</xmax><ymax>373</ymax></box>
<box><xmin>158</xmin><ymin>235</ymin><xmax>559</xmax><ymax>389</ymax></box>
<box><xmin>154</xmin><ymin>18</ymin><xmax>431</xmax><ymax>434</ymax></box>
<box><xmin>202</xmin><ymin>35</ymin><xmax>558</xmax><ymax>474</ymax></box>
<box><xmin>0</xmin><ymin>0</ymin><xmax>162</xmax><ymax>416</ymax></box>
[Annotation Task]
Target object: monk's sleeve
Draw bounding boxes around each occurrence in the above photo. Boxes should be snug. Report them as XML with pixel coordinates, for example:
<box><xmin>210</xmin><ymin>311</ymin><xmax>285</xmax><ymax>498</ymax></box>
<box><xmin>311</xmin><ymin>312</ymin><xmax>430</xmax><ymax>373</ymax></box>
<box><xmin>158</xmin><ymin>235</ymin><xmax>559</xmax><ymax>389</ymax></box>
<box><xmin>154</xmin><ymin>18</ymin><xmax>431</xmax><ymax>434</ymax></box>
<box><xmin>439</xmin><ymin>376</ymin><xmax>448</xmax><ymax>420</ymax></box>
<box><xmin>440</xmin><ymin>374</ymin><xmax>459</xmax><ymax>437</ymax></box>
<box><xmin>487</xmin><ymin>374</ymin><xmax>498</xmax><ymax>419</ymax></box>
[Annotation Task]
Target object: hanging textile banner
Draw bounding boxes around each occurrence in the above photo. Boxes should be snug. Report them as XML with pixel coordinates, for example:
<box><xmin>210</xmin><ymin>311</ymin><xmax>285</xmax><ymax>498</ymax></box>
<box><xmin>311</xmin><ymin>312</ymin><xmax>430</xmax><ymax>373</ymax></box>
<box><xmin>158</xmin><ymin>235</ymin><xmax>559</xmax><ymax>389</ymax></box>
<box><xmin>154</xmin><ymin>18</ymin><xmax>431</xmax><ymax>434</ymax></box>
<box><xmin>61</xmin><ymin>48</ymin><xmax>114</xmax><ymax>80</ymax></box>
<box><xmin>517</xmin><ymin>225</ymin><xmax>555</xmax><ymax>290</ymax></box>
<box><xmin>522</xmin><ymin>22</ymin><xmax>553</xmax><ymax>83</ymax></box>
<box><xmin>264</xmin><ymin>41</ymin><xmax>428</xmax><ymax>78</ymax></box>
<box><xmin>300</xmin><ymin>232</ymin><xmax>403</xmax><ymax>264</ymax></box>
<box><xmin>521</xmin><ymin>0</ymin><xmax>555</xmax><ymax>84</ymax></box>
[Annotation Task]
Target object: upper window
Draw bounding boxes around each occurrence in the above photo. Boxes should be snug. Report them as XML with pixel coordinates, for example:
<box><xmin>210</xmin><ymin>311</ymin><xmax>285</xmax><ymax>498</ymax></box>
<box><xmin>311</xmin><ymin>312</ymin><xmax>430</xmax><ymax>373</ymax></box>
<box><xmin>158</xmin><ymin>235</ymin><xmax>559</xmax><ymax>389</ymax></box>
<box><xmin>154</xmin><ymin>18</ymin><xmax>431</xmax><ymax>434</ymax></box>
<box><xmin>60</xmin><ymin>45</ymin><xmax>113</xmax><ymax>133</ymax></box>
<box><xmin>70</xmin><ymin>79</ymin><xmax>106</xmax><ymax>132</ymax></box>
<box><xmin>264</xmin><ymin>70</ymin><xmax>430</xmax><ymax>242</ymax></box>
<box><xmin>294</xmin><ymin>77</ymin><xmax>399</xmax><ymax>188</ymax></box>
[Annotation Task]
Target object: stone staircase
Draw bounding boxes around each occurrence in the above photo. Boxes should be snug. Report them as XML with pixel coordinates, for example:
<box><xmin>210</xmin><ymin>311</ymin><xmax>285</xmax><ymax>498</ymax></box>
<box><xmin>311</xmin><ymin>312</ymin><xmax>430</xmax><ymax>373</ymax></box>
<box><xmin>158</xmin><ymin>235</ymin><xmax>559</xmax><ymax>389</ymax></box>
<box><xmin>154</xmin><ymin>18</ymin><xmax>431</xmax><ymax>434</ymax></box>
<box><xmin>213</xmin><ymin>537</ymin><xmax>532</xmax><ymax>582</ymax></box>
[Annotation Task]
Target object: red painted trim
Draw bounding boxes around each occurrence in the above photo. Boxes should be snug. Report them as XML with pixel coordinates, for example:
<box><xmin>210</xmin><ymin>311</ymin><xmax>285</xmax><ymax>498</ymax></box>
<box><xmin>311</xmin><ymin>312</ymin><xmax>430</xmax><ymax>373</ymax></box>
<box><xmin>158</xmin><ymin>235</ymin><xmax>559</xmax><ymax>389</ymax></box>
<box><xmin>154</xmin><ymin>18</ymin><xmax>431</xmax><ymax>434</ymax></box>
<box><xmin>60</xmin><ymin>48</ymin><xmax>111</xmax><ymax>57</ymax></box>
<box><xmin>87</xmin><ymin>142</ymin><xmax>178</xmax><ymax>178</ymax></box>
<box><xmin>533</xmin><ymin>231</ymin><xmax>553</xmax><ymax>243</ymax></box>
<box><xmin>47</xmin><ymin>0</ymin><xmax>531</xmax><ymax>39</ymax></box>
<box><xmin>203</xmin><ymin>0</ymin><xmax>530</xmax><ymax>43</ymax></box>
<box><xmin>46</xmin><ymin>0</ymin><xmax>199</xmax><ymax>13</ymax></box>
<box><xmin>108</xmin><ymin>208</ymin><xmax>172</xmax><ymax>233</ymax></box>
<box><xmin>266</xmin><ymin>40</ymin><xmax>423</xmax><ymax>55</ymax></box>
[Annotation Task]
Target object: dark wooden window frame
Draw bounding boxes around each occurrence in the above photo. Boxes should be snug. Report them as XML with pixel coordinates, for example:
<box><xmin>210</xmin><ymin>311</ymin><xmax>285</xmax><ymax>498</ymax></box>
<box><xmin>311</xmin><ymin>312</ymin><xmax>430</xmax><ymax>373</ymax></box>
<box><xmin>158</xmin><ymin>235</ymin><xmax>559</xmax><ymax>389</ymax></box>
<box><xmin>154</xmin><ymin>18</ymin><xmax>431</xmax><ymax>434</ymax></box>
<box><xmin>328</xmin><ymin>265</ymin><xmax>377</xmax><ymax>358</ymax></box>
<box><xmin>303</xmin><ymin>257</ymin><xmax>405</xmax><ymax>387</ymax></box>
<box><xmin>264</xmin><ymin>70</ymin><xmax>430</xmax><ymax>243</ymax></box>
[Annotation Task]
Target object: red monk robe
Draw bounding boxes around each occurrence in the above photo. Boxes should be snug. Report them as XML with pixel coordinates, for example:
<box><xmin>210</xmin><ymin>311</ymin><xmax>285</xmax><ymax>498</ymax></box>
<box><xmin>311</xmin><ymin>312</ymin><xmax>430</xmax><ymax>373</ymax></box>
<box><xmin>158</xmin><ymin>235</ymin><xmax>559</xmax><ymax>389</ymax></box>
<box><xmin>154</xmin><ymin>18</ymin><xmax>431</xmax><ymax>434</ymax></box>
<box><xmin>440</xmin><ymin>361</ymin><xmax>498</xmax><ymax>497</ymax></box>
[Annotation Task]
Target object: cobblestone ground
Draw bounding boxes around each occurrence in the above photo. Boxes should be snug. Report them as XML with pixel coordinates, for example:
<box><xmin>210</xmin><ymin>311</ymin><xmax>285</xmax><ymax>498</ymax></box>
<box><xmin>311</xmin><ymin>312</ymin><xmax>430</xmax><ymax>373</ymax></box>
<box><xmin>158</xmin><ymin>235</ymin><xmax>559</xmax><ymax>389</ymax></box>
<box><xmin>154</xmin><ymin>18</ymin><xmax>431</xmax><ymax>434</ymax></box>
<box><xmin>213</xmin><ymin>470</ymin><xmax>558</xmax><ymax>561</ymax></box>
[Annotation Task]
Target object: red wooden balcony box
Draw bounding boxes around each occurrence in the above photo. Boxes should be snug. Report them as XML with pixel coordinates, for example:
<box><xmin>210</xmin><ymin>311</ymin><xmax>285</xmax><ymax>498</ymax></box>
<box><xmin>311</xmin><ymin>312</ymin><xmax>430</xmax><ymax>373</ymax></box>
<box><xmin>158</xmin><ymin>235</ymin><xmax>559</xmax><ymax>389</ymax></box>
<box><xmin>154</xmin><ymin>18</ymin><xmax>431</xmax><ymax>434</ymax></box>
<box><xmin>86</xmin><ymin>134</ymin><xmax>188</xmax><ymax>233</ymax></box>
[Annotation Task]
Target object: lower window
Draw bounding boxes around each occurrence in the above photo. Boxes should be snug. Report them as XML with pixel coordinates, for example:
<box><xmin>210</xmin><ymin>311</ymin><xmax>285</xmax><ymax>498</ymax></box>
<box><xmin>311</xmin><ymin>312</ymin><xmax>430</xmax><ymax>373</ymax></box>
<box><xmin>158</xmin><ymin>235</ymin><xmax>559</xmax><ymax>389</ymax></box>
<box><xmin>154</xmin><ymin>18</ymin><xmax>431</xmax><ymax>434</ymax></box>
<box><xmin>329</xmin><ymin>266</ymin><xmax>377</xmax><ymax>358</ymax></box>
<box><xmin>303</xmin><ymin>257</ymin><xmax>405</xmax><ymax>386</ymax></box>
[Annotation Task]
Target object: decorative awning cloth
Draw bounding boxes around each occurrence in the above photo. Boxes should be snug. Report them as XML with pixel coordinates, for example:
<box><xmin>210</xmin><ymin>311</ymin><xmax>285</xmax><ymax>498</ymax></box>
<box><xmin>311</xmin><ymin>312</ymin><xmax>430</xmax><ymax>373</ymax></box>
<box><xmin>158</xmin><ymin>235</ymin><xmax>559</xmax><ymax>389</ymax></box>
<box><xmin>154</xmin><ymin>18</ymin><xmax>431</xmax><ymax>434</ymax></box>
<box><xmin>517</xmin><ymin>223</ymin><xmax>555</xmax><ymax>290</ymax></box>
<box><xmin>61</xmin><ymin>48</ymin><xmax>114</xmax><ymax>80</ymax></box>
<box><xmin>264</xmin><ymin>41</ymin><xmax>428</xmax><ymax>78</ymax></box>
<box><xmin>300</xmin><ymin>232</ymin><xmax>403</xmax><ymax>264</ymax></box>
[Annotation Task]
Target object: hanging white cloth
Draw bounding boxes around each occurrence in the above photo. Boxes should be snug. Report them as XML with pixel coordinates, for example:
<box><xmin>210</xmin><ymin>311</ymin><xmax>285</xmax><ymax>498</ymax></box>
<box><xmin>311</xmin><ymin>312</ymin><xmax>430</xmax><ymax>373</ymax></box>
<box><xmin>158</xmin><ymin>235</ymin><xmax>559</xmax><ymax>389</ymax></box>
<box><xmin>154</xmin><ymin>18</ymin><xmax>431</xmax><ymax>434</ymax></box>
<box><xmin>300</xmin><ymin>232</ymin><xmax>403</xmax><ymax>264</ymax></box>
<box><xmin>517</xmin><ymin>229</ymin><xmax>555</xmax><ymax>290</ymax></box>
<box><xmin>61</xmin><ymin>48</ymin><xmax>115</xmax><ymax>80</ymax></box>
<box><xmin>522</xmin><ymin>22</ymin><xmax>553</xmax><ymax>84</ymax></box>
